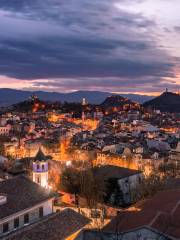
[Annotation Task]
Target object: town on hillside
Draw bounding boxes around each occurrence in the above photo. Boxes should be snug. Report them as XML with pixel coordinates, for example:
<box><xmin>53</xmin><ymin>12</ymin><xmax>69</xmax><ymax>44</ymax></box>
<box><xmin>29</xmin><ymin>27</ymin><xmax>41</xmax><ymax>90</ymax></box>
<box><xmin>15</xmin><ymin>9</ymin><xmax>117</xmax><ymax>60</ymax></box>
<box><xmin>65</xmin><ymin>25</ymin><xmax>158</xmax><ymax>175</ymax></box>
<box><xmin>0</xmin><ymin>91</ymin><xmax>180</xmax><ymax>240</ymax></box>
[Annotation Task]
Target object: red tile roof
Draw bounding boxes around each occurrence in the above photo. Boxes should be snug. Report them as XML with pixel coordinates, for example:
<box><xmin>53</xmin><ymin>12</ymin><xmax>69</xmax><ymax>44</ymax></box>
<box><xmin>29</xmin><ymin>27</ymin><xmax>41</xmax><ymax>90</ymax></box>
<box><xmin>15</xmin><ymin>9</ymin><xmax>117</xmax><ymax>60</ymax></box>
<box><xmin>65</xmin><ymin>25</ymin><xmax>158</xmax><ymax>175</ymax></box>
<box><xmin>104</xmin><ymin>189</ymin><xmax>180</xmax><ymax>239</ymax></box>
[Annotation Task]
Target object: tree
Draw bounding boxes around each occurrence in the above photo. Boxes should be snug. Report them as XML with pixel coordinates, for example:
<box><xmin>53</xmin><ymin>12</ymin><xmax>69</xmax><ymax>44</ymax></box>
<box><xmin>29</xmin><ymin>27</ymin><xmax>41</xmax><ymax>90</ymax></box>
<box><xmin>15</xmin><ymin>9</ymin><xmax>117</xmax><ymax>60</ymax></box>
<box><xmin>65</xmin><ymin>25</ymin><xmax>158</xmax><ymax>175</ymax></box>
<box><xmin>59</xmin><ymin>167</ymin><xmax>105</xmax><ymax>208</ymax></box>
<box><xmin>60</xmin><ymin>167</ymin><xmax>80</xmax><ymax>196</ymax></box>
<box><xmin>79</xmin><ymin>169</ymin><xmax>105</xmax><ymax>208</ymax></box>
<box><xmin>105</xmin><ymin>178</ymin><xmax>125</xmax><ymax>207</ymax></box>
<box><xmin>133</xmin><ymin>172</ymin><xmax>164</xmax><ymax>202</ymax></box>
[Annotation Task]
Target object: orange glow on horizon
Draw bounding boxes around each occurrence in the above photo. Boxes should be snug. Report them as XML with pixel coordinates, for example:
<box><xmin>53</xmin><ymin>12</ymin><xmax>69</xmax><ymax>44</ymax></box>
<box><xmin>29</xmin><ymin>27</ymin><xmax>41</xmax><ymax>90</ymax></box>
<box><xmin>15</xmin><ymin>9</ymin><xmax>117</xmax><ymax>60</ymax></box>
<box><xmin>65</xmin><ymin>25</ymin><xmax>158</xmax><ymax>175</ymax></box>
<box><xmin>0</xmin><ymin>75</ymin><xmax>179</xmax><ymax>96</ymax></box>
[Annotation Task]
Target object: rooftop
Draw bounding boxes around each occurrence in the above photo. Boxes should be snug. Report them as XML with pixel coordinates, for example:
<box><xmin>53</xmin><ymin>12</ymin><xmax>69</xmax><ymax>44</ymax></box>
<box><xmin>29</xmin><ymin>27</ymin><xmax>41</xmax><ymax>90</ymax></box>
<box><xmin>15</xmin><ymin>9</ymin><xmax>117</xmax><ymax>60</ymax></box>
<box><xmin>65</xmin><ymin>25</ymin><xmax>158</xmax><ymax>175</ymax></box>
<box><xmin>5</xmin><ymin>209</ymin><xmax>90</xmax><ymax>240</ymax></box>
<box><xmin>34</xmin><ymin>148</ymin><xmax>48</xmax><ymax>162</ymax></box>
<box><xmin>0</xmin><ymin>176</ymin><xmax>53</xmax><ymax>220</ymax></box>
<box><xmin>104</xmin><ymin>189</ymin><xmax>180</xmax><ymax>239</ymax></box>
<box><xmin>93</xmin><ymin>165</ymin><xmax>142</xmax><ymax>180</ymax></box>
<box><xmin>82</xmin><ymin>227</ymin><xmax>171</xmax><ymax>240</ymax></box>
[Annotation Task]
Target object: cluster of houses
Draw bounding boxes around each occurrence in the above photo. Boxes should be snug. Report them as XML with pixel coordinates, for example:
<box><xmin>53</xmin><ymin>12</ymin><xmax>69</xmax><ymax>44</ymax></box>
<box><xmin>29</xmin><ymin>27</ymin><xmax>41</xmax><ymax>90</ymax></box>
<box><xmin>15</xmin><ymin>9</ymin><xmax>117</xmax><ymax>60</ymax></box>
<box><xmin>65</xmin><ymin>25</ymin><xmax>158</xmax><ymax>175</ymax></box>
<box><xmin>0</xmin><ymin>156</ymin><xmax>180</xmax><ymax>239</ymax></box>
<box><xmin>73</xmin><ymin>114</ymin><xmax>180</xmax><ymax>176</ymax></box>
<box><xmin>0</xmin><ymin>97</ymin><xmax>179</xmax><ymax>239</ymax></box>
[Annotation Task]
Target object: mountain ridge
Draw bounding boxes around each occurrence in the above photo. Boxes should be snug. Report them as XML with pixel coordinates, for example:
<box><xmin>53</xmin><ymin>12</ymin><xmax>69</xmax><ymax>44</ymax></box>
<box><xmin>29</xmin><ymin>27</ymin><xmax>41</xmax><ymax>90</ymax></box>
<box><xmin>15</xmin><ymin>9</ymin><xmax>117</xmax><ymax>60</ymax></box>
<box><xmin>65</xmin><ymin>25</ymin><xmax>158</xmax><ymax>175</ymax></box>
<box><xmin>0</xmin><ymin>88</ymin><xmax>154</xmax><ymax>106</ymax></box>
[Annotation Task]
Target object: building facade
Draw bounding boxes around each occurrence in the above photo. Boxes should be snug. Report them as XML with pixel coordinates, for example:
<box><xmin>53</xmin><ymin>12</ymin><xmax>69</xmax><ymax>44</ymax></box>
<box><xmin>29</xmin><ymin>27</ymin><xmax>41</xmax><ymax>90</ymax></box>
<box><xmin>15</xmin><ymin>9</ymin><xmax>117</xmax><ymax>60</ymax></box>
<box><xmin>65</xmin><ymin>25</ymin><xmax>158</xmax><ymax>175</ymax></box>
<box><xmin>32</xmin><ymin>148</ymin><xmax>49</xmax><ymax>188</ymax></box>
<box><xmin>0</xmin><ymin>176</ymin><xmax>54</xmax><ymax>237</ymax></box>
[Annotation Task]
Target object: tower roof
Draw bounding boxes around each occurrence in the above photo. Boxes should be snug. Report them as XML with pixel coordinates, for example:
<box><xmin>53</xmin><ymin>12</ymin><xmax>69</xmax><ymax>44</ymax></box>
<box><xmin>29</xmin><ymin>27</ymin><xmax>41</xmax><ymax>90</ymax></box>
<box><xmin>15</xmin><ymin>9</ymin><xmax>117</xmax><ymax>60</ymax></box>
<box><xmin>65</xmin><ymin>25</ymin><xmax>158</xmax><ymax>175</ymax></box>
<box><xmin>34</xmin><ymin>148</ymin><xmax>48</xmax><ymax>162</ymax></box>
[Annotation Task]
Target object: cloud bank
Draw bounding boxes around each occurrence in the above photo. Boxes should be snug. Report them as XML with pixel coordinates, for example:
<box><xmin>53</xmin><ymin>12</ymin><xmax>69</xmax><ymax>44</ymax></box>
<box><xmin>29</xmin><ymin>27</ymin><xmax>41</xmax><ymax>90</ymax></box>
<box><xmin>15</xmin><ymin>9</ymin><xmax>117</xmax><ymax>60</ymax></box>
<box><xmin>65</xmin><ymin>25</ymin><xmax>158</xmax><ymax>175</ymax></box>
<box><xmin>0</xmin><ymin>0</ymin><xmax>179</xmax><ymax>93</ymax></box>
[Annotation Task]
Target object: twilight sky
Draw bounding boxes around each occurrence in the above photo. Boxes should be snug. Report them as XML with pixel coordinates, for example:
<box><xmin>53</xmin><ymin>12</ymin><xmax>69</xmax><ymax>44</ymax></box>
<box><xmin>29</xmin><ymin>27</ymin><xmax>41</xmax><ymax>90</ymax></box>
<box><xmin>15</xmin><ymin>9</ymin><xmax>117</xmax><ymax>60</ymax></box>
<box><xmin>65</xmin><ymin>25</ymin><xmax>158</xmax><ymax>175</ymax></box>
<box><xmin>0</xmin><ymin>0</ymin><xmax>180</xmax><ymax>95</ymax></box>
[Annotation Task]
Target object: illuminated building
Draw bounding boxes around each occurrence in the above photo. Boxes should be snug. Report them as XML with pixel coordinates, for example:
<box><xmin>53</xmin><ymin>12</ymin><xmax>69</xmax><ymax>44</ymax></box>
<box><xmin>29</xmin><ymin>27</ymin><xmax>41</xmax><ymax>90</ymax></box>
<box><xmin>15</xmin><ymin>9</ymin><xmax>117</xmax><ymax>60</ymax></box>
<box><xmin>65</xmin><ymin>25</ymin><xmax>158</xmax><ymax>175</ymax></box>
<box><xmin>0</xmin><ymin>124</ymin><xmax>11</xmax><ymax>136</ymax></box>
<box><xmin>32</xmin><ymin>148</ymin><xmax>49</xmax><ymax>188</ymax></box>
<box><xmin>82</xmin><ymin>98</ymin><xmax>87</xmax><ymax>123</ymax></box>
<box><xmin>82</xmin><ymin>98</ymin><xmax>88</xmax><ymax>106</ymax></box>
<box><xmin>95</xmin><ymin>152</ymin><xmax>137</xmax><ymax>170</ymax></box>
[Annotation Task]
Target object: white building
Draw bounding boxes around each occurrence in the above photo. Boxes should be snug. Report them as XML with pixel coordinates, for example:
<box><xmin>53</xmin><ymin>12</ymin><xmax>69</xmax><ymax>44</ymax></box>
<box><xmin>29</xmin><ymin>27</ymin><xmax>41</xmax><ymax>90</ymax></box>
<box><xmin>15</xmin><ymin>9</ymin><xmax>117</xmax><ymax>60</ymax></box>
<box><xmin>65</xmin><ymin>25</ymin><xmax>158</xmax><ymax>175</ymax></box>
<box><xmin>32</xmin><ymin>148</ymin><xmax>49</xmax><ymax>188</ymax></box>
<box><xmin>0</xmin><ymin>176</ymin><xmax>54</xmax><ymax>237</ymax></box>
<box><xmin>93</xmin><ymin>165</ymin><xmax>143</xmax><ymax>206</ymax></box>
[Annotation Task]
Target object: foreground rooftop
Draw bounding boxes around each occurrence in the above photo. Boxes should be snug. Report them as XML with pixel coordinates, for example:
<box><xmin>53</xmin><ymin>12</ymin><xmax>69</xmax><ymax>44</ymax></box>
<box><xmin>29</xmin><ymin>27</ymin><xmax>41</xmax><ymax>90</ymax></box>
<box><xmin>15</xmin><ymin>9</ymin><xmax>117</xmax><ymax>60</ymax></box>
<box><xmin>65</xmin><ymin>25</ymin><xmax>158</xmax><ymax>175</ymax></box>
<box><xmin>0</xmin><ymin>176</ymin><xmax>53</xmax><ymax>220</ymax></box>
<box><xmin>4</xmin><ymin>209</ymin><xmax>90</xmax><ymax>240</ymax></box>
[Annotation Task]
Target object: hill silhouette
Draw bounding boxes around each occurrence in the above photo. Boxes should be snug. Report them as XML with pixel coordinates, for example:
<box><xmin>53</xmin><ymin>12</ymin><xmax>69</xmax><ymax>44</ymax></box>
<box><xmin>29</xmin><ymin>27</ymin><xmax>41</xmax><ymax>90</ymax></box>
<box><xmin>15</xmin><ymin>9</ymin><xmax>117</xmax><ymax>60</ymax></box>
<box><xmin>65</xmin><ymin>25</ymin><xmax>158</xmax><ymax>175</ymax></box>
<box><xmin>143</xmin><ymin>92</ymin><xmax>180</xmax><ymax>113</ymax></box>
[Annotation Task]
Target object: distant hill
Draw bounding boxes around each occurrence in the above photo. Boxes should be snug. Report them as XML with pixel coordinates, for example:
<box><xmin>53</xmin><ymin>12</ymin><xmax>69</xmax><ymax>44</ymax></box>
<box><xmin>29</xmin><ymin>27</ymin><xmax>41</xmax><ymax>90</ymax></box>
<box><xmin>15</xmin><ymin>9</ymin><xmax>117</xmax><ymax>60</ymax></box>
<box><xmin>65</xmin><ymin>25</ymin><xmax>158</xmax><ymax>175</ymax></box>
<box><xmin>0</xmin><ymin>88</ymin><xmax>154</xmax><ymax>106</ymax></box>
<box><xmin>101</xmin><ymin>95</ymin><xmax>134</xmax><ymax>108</ymax></box>
<box><xmin>100</xmin><ymin>95</ymin><xmax>141</xmax><ymax>113</ymax></box>
<box><xmin>143</xmin><ymin>92</ymin><xmax>180</xmax><ymax>113</ymax></box>
<box><xmin>11</xmin><ymin>98</ymin><xmax>56</xmax><ymax>113</ymax></box>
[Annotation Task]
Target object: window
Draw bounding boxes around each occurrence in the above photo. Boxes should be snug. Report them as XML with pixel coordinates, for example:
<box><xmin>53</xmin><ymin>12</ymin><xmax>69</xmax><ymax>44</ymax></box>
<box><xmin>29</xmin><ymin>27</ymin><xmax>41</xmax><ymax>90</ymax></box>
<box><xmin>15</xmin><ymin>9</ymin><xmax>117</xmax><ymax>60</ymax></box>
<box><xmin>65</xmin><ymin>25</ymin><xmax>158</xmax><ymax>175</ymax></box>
<box><xmin>42</xmin><ymin>164</ymin><xmax>45</xmax><ymax>170</ymax></box>
<box><xmin>39</xmin><ymin>207</ymin><xmax>44</xmax><ymax>218</ymax></box>
<box><xmin>37</xmin><ymin>176</ymin><xmax>41</xmax><ymax>184</ymax></box>
<box><xmin>24</xmin><ymin>213</ymin><xmax>29</xmax><ymax>224</ymax></box>
<box><xmin>37</xmin><ymin>164</ymin><xmax>40</xmax><ymax>170</ymax></box>
<box><xmin>14</xmin><ymin>218</ymin><xmax>19</xmax><ymax>229</ymax></box>
<box><xmin>3</xmin><ymin>223</ymin><xmax>9</xmax><ymax>233</ymax></box>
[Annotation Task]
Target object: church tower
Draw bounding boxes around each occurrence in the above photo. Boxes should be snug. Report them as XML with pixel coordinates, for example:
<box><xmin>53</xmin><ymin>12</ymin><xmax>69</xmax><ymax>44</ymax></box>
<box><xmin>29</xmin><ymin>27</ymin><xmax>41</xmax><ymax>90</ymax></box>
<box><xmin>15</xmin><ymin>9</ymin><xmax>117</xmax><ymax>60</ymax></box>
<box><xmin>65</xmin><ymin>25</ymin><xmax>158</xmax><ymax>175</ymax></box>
<box><xmin>82</xmin><ymin>98</ymin><xmax>87</xmax><ymax>122</ymax></box>
<box><xmin>32</xmin><ymin>148</ymin><xmax>49</xmax><ymax>188</ymax></box>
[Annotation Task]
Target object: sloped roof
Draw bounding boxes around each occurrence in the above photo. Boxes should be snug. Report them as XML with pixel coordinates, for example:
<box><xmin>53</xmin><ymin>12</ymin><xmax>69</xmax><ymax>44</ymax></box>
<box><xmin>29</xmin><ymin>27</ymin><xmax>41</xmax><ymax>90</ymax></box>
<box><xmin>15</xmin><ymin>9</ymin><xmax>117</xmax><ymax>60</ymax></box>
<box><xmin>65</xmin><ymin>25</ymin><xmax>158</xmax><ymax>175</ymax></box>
<box><xmin>93</xmin><ymin>165</ymin><xmax>142</xmax><ymax>180</ymax></box>
<box><xmin>5</xmin><ymin>209</ymin><xmax>90</xmax><ymax>240</ymax></box>
<box><xmin>0</xmin><ymin>176</ymin><xmax>53</xmax><ymax>220</ymax></box>
<box><xmin>34</xmin><ymin>148</ymin><xmax>48</xmax><ymax>162</ymax></box>
<box><xmin>104</xmin><ymin>189</ymin><xmax>180</xmax><ymax>239</ymax></box>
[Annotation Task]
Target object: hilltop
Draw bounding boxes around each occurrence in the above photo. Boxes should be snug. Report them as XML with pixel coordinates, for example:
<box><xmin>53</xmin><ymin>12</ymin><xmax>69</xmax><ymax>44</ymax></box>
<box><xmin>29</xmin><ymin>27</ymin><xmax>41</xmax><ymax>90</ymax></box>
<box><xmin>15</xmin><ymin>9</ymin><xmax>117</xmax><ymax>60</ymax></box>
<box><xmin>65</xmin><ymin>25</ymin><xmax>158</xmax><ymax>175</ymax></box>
<box><xmin>100</xmin><ymin>95</ymin><xmax>141</xmax><ymax>112</ymax></box>
<box><xmin>101</xmin><ymin>95</ymin><xmax>134</xmax><ymax>108</ymax></box>
<box><xmin>143</xmin><ymin>92</ymin><xmax>180</xmax><ymax>113</ymax></box>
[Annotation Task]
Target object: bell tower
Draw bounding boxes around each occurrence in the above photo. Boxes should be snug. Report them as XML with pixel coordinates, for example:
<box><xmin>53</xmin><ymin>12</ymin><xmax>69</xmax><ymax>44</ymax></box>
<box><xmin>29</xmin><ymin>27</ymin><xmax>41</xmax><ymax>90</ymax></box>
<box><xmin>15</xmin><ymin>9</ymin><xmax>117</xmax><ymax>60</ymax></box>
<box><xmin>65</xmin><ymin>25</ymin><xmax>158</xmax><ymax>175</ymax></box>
<box><xmin>32</xmin><ymin>148</ymin><xmax>49</xmax><ymax>188</ymax></box>
<box><xmin>82</xmin><ymin>98</ymin><xmax>88</xmax><ymax>122</ymax></box>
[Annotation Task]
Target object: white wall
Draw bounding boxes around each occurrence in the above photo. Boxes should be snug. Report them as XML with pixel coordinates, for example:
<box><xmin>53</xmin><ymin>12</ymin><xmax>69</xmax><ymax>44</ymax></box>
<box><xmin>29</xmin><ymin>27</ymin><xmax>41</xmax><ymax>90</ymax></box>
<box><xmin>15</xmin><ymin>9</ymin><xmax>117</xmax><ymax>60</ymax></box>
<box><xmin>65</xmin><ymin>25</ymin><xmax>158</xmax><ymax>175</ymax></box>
<box><xmin>0</xmin><ymin>198</ymin><xmax>53</xmax><ymax>236</ymax></box>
